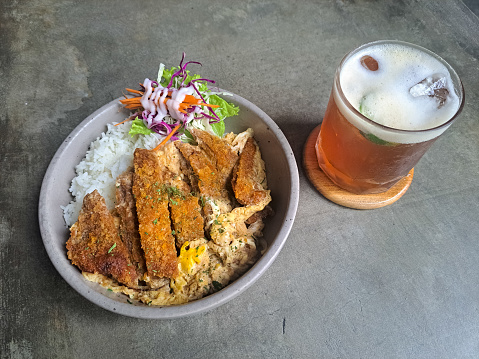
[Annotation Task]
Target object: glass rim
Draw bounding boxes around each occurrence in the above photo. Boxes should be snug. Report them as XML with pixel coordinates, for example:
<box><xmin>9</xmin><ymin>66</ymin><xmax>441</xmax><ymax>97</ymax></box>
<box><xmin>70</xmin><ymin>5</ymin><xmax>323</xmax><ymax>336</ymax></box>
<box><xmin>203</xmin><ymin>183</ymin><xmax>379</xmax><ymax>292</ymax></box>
<box><xmin>335</xmin><ymin>39</ymin><xmax>465</xmax><ymax>135</ymax></box>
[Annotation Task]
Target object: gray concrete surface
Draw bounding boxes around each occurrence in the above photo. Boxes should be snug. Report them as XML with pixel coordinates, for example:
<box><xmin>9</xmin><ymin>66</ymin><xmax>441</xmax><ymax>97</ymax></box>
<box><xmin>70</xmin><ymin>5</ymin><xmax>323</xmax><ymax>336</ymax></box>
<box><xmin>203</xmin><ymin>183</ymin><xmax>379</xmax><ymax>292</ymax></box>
<box><xmin>1</xmin><ymin>0</ymin><xmax>479</xmax><ymax>358</ymax></box>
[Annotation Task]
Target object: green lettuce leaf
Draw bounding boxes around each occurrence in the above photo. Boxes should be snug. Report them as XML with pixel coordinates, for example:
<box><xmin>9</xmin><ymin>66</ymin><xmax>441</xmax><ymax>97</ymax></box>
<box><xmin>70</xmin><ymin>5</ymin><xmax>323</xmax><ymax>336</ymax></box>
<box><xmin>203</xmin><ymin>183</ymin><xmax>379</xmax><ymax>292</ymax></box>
<box><xmin>181</xmin><ymin>128</ymin><xmax>196</xmax><ymax>144</ymax></box>
<box><xmin>160</xmin><ymin>66</ymin><xmax>176</xmax><ymax>87</ymax></box>
<box><xmin>207</xmin><ymin>95</ymin><xmax>239</xmax><ymax>121</ymax></box>
<box><xmin>210</xmin><ymin>121</ymin><xmax>226</xmax><ymax>137</ymax></box>
<box><xmin>129</xmin><ymin>118</ymin><xmax>153</xmax><ymax>136</ymax></box>
<box><xmin>160</xmin><ymin>66</ymin><xmax>201</xmax><ymax>88</ymax></box>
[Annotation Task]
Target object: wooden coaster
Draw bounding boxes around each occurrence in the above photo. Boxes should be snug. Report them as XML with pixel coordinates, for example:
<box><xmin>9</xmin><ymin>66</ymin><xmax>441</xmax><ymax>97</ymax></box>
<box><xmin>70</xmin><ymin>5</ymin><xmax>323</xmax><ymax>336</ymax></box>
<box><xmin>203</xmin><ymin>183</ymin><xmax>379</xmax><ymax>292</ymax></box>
<box><xmin>303</xmin><ymin>125</ymin><xmax>414</xmax><ymax>209</ymax></box>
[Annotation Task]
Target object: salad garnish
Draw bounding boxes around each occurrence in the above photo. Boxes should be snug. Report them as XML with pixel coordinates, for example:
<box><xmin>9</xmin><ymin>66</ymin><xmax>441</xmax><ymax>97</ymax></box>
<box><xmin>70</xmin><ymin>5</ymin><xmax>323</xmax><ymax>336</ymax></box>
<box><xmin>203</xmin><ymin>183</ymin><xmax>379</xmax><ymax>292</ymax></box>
<box><xmin>118</xmin><ymin>53</ymin><xmax>239</xmax><ymax>149</ymax></box>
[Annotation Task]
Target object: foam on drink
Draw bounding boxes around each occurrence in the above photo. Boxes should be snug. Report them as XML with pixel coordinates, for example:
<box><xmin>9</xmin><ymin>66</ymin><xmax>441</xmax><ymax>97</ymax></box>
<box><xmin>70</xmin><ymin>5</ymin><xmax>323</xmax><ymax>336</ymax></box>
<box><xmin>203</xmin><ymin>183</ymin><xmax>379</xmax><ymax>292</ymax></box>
<box><xmin>336</xmin><ymin>42</ymin><xmax>461</xmax><ymax>144</ymax></box>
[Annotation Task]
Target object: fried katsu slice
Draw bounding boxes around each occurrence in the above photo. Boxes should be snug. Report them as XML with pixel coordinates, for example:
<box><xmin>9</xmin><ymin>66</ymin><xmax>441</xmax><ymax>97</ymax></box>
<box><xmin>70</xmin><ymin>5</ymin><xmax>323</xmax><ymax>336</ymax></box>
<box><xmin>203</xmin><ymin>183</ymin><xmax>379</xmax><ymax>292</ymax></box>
<box><xmin>232</xmin><ymin>137</ymin><xmax>270</xmax><ymax>206</ymax></box>
<box><xmin>176</xmin><ymin>129</ymin><xmax>238</xmax><ymax>199</ymax></box>
<box><xmin>169</xmin><ymin>193</ymin><xmax>205</xmax><ymax>248</ymax></box>
<box><xmin>66</xmin><ymin>190</ymin><xmax>139</xmax><ymax>288</ymax></box>
<box><xmin>115</xmin><ymin>169</ymin><xmax>145</xmax><ymax>275</ymax></box>
<box><xmin>155</xmin><ymin>140</ymin><xmax>191</xmax><ymax>194</ymax></box>
<box><xmin>175</xmin><ymin>141</ymin><xmax>222</xmax><ymax>200</ymax></box>
<box><xmin>133</xmin><ymin>148</ymin><xmax>178</xmax><ymax>279</ymax></box>
<box><xmin>189</xmin><ymin>128</ymin><xmax>238</xmax><ymax>187</ymax></box>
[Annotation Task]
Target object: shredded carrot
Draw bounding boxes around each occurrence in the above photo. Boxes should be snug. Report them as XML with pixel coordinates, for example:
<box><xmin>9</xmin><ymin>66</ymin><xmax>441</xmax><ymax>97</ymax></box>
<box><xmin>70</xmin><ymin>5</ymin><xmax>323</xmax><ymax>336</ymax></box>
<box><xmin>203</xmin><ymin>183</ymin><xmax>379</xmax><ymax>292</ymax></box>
<box><xmin>120</xmin><ymin>97</ymin><xmax>142</xmax><ymax>104</ymax></box>
<box><xmin>198</xmin><ymin>103</ymin><xmax>219</xmax><ymax>108</ymax></box>
<box><xmin>126</xmin><ymin>88</ymin><xmax>144</xmax><ymax>95</ymax></box>
<box><xmin>151</xmin><ymin>123</ymin><xmax>182</xmax><ymax>151</ymax></box>
<box><xmin>114</xmin><ymin>114</ymin><xmax>138</xmax><ymax>127</ymax></box>
<box><xmin>119</xmin><ymin>97</ymin><xmax>143</xmax><ymax>111</ymax></box>
<box><xmin>114</xmin><ymin>118</ymin><xmax>132</xmax><ymax>126</ymax></box>
<box><xmin>182</xmin><ymin>94</ymin><xmax>199</xmax><ymax>104</ymax></box>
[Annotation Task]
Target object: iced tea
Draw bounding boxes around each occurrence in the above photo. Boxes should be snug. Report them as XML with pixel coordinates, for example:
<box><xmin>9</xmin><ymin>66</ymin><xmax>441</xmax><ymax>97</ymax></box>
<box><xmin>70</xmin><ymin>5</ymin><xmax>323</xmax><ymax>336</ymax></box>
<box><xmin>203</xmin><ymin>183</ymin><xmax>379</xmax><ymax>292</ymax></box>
<box><xmin>315</xmin><ymin>40</ymin><xmax>464</xmax><ymax>194</ymax></box>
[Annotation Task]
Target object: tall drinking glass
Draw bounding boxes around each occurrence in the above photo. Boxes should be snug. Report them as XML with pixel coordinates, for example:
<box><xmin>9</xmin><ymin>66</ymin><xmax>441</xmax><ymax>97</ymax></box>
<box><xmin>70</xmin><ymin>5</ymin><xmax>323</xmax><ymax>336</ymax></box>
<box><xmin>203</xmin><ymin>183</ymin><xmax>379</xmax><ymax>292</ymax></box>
<box><xmin>315</xmin><ymin>40</ymin><xmax>465</xmax><ymax>195</ymax></box>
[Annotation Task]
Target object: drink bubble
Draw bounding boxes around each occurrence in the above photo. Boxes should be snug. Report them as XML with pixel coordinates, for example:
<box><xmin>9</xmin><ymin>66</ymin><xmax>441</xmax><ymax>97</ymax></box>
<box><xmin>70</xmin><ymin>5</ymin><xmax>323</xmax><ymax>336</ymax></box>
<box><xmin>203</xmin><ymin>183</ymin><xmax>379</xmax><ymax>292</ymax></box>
<box><xmin>360</xmin><ymin>55</ymin><xmax>379</xmax><ymax>71</ymax></box>
<box><xmin>409</xmin><ymin>73</ymin><xmax>449</xmax><ymax>108</ymax></box>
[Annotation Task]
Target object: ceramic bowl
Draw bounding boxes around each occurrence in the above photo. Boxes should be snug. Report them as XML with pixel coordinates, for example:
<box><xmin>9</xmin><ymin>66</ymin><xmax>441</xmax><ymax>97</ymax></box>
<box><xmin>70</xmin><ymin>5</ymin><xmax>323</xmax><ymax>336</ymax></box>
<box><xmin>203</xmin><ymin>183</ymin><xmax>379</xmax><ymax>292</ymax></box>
<box><xmin>39</xmin><ymin>92</ymin><xmax>299</xmax><ymax>319</ymax></box>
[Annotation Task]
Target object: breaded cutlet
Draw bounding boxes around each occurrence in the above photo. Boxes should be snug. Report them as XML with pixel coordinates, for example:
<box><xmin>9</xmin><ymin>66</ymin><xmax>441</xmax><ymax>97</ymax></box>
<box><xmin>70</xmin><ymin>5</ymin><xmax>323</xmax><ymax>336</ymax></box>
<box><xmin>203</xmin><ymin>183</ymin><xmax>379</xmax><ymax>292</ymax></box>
<box><xmin>175</xmin><ymin>142</ymin><xmax>221</xmax><ymax>200</ymax></box>
<box><xmin>232</xmin><ymin>137</ymin><xmax>269</xmax><ymax>206</ymax></box>
<box><xmin>189</xmin><ymin>128</ymin><xmax>238</xmax><ymax>188</ymax></box>
<box><xmin>175</xmin><ymin>130</ymin><xmax>238</xmax><ymax>204</ymax></box>
<box><xmin>133</xmin><ymin>148</ymin><xmax>178</xmax><ymax>279</ymax></box>
<box><xmin>66</xmin><ymin>190</ymin><xmax>140</xmax><ymax>288</ymax></box>
<box><xmin>115</xmin><ymin>169</ymin><xmax>145</xmax><ymax>275</ymax></box>
<box><xmin>169</xmin><ymin>192</ymin><xmax>205</xmax><ymax>248</ymax></box>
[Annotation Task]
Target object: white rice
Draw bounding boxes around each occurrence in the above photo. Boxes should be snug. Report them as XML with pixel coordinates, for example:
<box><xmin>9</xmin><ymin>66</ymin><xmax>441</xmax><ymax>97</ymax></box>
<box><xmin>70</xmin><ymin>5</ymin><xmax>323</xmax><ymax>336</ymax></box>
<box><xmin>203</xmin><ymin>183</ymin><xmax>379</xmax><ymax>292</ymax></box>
<box><xmin>62</xmin><ymin>122</ymin><xmax>161</xmax><ymax>227</ymax></box>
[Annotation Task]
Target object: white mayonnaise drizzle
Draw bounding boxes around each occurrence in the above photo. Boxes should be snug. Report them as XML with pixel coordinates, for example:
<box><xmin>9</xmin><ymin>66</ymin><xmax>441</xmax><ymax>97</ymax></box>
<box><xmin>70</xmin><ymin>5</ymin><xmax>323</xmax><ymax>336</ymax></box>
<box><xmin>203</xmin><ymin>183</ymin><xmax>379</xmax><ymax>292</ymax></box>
<box><xmin>140</xmin><ymin>79</ymin><xmax>197</xmax><ymax>126</ymax></box>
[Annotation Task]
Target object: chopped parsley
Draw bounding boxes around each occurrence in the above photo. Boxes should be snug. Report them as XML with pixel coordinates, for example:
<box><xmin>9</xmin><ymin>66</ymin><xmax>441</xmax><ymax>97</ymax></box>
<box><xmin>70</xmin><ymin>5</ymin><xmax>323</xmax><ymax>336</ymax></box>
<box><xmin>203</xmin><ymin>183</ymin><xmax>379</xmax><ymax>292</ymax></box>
<box><xmin>163</xmin><ymin>185</ymin><xmax>184</xmax><ymax>199</ymax></box>
<box><xmin>108</xmin><ymin>243</ymin><xmax>117</xmax><ymax>253</ymax></box>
